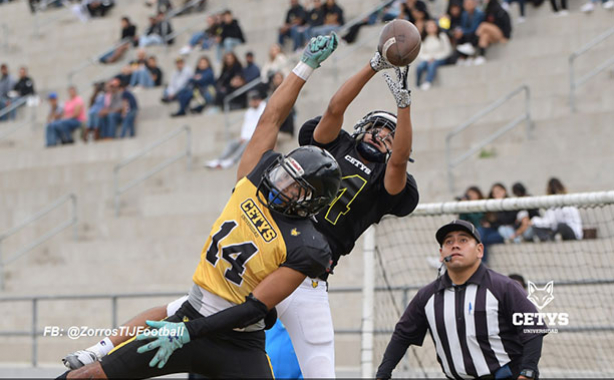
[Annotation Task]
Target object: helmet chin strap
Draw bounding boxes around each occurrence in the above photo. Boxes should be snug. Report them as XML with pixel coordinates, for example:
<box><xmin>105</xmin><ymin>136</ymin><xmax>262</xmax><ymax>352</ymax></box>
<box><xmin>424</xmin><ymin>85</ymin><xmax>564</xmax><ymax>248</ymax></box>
<box><xmin>356</xmin><ymin>141</ymin><xmax>388</xmax><ymax>163</ymax></box>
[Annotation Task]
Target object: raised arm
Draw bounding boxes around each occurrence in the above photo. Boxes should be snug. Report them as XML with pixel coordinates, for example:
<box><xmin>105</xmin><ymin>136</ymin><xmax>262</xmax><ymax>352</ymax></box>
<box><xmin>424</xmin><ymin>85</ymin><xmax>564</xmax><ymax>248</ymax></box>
<box><xmin>236</xmin><ymin>33</ymin><xmax>338</xmax><ymax>182</ymax></box>
<box><xmin>313</xmin><ymin>51</ymin><xmax>394</xmax><ymax>145</ymax></box>
<box><xmin>382</xmin><ymin>66</ymin><xmax>413</xmax><ymax>195</ymax></box>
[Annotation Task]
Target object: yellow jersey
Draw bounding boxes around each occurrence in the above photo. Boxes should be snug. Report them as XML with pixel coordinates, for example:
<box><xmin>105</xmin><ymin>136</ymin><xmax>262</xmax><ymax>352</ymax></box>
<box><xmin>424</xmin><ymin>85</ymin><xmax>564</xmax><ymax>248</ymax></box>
<box><xmin>193</xmin><ymin>151</ymin><xmax>331</xmax><ymax>304</ymax></box>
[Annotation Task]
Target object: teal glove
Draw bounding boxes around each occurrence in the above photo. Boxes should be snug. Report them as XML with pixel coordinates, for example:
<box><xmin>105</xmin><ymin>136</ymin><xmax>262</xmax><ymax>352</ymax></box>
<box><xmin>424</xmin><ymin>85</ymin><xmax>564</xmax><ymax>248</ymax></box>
<box><xmin>136</xmin><ymin>320</ymin><xmax>191</xmax><ymax>369</ymax></box>
<box><xmin>301</xmin><ymin>32</ymin><xmax>339</xmax><ymax>69</ymax></box>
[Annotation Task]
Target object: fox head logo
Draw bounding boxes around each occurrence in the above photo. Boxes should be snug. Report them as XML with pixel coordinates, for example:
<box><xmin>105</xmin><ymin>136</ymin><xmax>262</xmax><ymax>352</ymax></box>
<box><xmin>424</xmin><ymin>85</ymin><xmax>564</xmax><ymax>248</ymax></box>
<box><xmin>527</xmin><ymin>281</ymin><xmax>554</xmax><ymax>310</ymax></box>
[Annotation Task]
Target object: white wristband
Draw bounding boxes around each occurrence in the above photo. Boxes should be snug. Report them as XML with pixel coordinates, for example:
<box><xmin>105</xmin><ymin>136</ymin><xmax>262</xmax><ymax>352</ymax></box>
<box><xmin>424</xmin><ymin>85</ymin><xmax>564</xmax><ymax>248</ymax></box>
<box><xmin>292</xmin><ymin>61</ymin><xmax>315</xmax><ymax>81</ymax></box>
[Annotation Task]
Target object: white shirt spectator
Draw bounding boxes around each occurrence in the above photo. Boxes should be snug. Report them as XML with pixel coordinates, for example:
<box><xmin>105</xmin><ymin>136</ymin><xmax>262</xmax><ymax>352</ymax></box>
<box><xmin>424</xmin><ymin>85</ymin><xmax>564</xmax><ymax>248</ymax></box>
<box><xmin>167</xmin><ymin>66</ymin><xmax>194</xmax><ymax>98</ymax></box>
<box><xmin>240</xmin><ymin>100</ymin><xmax>266</xmax><ymax>140</ymax></box>
<box><xmin>531</xmin><ymin>207</ymin><xmax>583</xmax><ymax>240</ymax></box>
<box><xmin>418</xmin><ymin>32</ymin><xmax>452</xmax><ymax>62</ymax></box>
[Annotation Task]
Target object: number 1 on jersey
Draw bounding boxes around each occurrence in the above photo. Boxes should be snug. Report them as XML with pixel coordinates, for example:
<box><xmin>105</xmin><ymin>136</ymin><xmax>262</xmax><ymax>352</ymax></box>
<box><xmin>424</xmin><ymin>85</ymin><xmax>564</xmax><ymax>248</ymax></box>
<box><xmin>324</xmin><ymin>175</ymin><xmax>367</xmax><ymax>225</ymax></box>
<box><xmin>206</xmin><ymin>221</ymin><xmax>259</xmax><ymax>286</ymax></box>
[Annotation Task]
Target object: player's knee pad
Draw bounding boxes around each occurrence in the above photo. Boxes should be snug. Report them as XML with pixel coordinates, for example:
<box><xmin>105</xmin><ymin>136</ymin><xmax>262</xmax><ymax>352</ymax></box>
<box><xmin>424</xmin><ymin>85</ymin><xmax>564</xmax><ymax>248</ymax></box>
<box><xmin>297</xmin><ymin>301</ymin><xmax>334</xmax><ymax>345</ymax></box>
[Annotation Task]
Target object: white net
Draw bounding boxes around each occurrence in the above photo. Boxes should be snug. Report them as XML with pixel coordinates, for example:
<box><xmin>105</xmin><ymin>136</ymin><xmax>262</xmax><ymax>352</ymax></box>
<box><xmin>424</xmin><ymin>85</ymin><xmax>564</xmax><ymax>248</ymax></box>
<box><xmin>370</xmin><ymin>191</ymin><xmax>614</xmax><ymax>378</ymax></box>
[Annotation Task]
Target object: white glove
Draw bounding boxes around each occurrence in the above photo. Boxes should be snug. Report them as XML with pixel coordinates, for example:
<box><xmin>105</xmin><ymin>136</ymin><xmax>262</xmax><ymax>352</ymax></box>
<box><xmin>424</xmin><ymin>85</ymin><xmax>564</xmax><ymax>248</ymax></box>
<box><xmin>370</xmin><ymin>51</ymin><xmax>395</xmax><ymax>72</ymax></box>
<box><xmin>383</xmin><ymin>65</ymin><xmax>411</xmax><ymax>108</ymax></box>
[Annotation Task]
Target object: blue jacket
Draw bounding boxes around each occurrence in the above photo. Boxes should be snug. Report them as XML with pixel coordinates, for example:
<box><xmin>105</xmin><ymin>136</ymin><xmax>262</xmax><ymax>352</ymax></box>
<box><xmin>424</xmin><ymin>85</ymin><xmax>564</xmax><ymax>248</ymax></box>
<box><xmin>460</xmin><ymin>8</ymin><xmax>485</xmax><ymax>36</ymax></box>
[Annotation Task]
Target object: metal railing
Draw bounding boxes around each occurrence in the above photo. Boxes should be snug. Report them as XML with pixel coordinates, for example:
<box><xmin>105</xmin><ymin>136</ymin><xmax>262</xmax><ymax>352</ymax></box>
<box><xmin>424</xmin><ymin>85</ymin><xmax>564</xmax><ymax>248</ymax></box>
<box><xmin>0</xmin><ymin>96</ymin><xmax>28</xmax><ymax>121</ymax></box>
<box><xmin>67</xmin><ymin>36</ymin><xmax>133</xmax><ymax>85</ymax></box>
<box><xmin>113</xmin><ymin>125</ymin><xmax>192</xmax><ymax>216</ymax></box>
<box><xmin>569</xmin><ymin>27</ymin><xmax>614</xmax><ymax>112</ymax></box>
<box><xmin>0</xmin><ymin>193</ymin><xmax>78</xmax><ymax>291</ymax></box>
<box><xmin>0</xmin><ymin>96</ymin><xmax>38</xmax><ymax>141</ymax></box>
<box><xmin>222</xmin><ymin>78</ymin><xmax>263</xmax><ymax>141</ymax></box>
<box><xmin>161</xmin><ymin>5</ymin><xmax>225</xmax><ymax>50</ymax></box>
<box><xmin>445</xmin><ymin>85</ymin><xmax>532</xmax><ymax>192</ymax></box>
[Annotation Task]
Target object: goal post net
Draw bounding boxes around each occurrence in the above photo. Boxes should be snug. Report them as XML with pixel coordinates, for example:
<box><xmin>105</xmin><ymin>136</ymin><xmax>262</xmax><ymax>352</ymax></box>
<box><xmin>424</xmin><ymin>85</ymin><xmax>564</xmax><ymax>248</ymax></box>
<box><xmin>361</xmin><ymin>191</ymin><xmax>614</xmax><ymax>378</ymax></box>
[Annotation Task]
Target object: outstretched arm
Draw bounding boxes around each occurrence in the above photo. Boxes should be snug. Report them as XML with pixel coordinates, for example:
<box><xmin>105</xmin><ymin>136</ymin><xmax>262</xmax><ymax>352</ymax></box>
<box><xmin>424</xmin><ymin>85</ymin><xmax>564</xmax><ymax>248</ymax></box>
<box><xmin>236</xmin><ymin>34</ymin><xmax>339</xmax><ymax>182</ymax></box>
<box><xmin>382</xmin><ymin>67</ymin><xmax>413</xmax><ymax>195</ymax></box>
<box><xmin>313</xmin><ymin>51</ymin><xmax>394</xmax><ymax>145</ymax></box>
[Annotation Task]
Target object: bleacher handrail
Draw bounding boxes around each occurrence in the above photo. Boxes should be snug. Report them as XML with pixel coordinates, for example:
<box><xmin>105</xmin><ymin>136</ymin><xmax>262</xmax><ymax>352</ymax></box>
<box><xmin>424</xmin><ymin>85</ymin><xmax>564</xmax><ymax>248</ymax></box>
<box><xmin>568</xmin><ymin>26</ymin><xmax>614</xmax><ymax>112</ymax></box>
<box><xmin>0</xmin><ymin>193</ymin><xmax>78</xmax><ymax>291</ymax></box>
<box><xmin>113</xmin><ymin>125</ymin><xmax>192</xmax><ymax>217</ymax></box>
<box><xmin>161</xmin><ymin>5</ymin><xmax>225</xmax><ymax>47</ymax></box>
<box><xmin>0</xmin><ymin>96</ymin><xmax>27</xmax><ymax>120</ymax></box>
<box><xmin>445</xmin><ymin>85</ymin><xmax>533</xmax><ymax>193</ymax></box>
<box><xmin>67</xmin><ymin>36</ymin><xmax>133</xmax><ymax>85</ymax></box>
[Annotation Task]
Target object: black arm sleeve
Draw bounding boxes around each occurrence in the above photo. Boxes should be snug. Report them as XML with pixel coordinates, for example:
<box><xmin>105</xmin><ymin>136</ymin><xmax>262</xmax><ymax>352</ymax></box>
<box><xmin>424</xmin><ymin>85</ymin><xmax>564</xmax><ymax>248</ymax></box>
<box><xmin>184</xmin><ymin>294</ymin><xmax>268</xmax><ymax>338</ymax></box>
<box><xmin>520</xmin><ymin>335</ymin><xmax>543</xmax><ymax>372</ymax></box>
<box><xmin>376</xmin><ymin>338</ymin><xmax>411</xmax><ymax>379</ymax></box>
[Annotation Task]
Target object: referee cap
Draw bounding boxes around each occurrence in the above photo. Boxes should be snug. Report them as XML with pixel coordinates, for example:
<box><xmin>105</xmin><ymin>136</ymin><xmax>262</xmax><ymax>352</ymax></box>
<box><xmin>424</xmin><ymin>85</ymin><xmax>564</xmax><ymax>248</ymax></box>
<box><xmin>436</xmin><ymin>220</ymin><xmax>481</xmax><ymax>246</ymax></box>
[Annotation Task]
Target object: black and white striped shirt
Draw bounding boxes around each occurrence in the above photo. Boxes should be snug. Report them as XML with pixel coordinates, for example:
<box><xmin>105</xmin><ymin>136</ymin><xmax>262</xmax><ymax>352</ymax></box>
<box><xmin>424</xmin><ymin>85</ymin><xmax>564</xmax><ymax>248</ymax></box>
<box><xmin>377</xmin><ymin>264</ymin><xmax>546</xmax><ymax>379</ymax></box>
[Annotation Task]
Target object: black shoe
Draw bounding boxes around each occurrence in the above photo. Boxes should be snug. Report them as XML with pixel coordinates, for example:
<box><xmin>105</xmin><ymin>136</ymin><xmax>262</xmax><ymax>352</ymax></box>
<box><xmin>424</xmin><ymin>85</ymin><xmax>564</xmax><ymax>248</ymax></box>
<box><xmin>190</xmin><ymin>105</ymin><xmax>204</xmax><ymax>114</ymax></box>
<box><xmin>170</xmin><ymin>112</ymin><xmax>186</xmax><ymax>118</ymax></box>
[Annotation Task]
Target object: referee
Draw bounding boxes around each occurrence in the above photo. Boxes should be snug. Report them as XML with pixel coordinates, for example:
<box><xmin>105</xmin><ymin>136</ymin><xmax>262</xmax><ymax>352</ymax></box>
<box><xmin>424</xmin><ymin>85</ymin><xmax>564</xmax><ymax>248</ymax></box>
<box><xmin>376</xmin><ymin>220</ymin><xmax>546</xmax><ymax>380</ymax></box>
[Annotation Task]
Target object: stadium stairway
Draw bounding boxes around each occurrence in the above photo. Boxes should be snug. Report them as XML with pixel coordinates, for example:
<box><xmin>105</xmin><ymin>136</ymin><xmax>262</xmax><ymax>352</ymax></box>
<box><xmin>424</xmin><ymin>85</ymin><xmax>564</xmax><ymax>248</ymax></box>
<box><xmin>0</xmin><ymin>0</ymin><xmax>613</xmax><ymax>375</ymax></box>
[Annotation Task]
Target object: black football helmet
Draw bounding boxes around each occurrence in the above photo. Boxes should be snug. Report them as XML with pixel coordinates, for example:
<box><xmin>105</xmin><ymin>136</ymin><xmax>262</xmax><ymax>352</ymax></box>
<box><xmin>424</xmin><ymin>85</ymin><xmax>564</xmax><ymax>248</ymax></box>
<box><xmin>259</xmin><ymin>146</ymin><xmax>341</xmax><ymax>218</ymax></box>
<box><xmin>351</xmin><ymin>110</ymin><xmax>398</xmax><ymax>163</ymax></box>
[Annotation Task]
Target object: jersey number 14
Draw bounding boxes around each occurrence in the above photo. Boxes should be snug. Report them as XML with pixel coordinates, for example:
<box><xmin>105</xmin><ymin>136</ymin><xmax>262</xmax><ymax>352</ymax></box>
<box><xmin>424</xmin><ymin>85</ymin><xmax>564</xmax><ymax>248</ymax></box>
<box><xmin>206</xmin><ymin>221</ymin><xmax>259</xmax><ymax>286</ymax></box>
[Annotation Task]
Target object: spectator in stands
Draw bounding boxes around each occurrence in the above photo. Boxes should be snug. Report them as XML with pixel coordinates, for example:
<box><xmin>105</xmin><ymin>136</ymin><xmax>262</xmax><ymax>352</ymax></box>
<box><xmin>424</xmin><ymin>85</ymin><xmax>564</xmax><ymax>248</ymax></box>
<box><xmin>147</xmin><ymin>56</ymin><xmax>163</xmax><ymax>87</ymax></box>
<box><xmin>139</xmin><ymin>11</ymin><xmax>174</xmax><ymax>48</ymax></box>
<box><xmin>86</xmin><ymin>82</ymin><xmax>105</xmax><ymax>140</ymax></box>
<box><xmin>242</xmin><ymin>52</ymin><xmax>261</xmax><ymax>83</ymax></box>
<box><xmin>260</xmin><ymin>43</ymin><xmax>289</xmax><ymax>84</ymax></box>
<box><xmin>473</xmin><ymin>0</ymin><xmax>511</xmax><ymax>65</ymax></box>
<box><xmin>531</xmin><ymin>178</ymin><xmax>583</xmax><ymax>241</ymax></box>
<box><xmin>279</xmin><ymin>0</ymin><xmax>307</xmax><ymax>51</ymax></box>
<box><xmin>310</xmin><ymin>0</ymin><xmax>344</xmax><ymax>39</ymax></box>
<box><xmin>100</xmin><ymin>16</ymin><xmax>138</xmax><ymax>64</ymax></box>
<box><xmin>179</xmin><ymin>14</ymin><xmax>221</xmax><ymax>55</ymax></box>
<box><xmin>161</xmin><ymin>57</ymin><xmax>193</xmax><ymax>103</ymax></box>
<box><xmin>441</xmin><ymin>0</ymin><xmax>463</xmax><ymax>49</ymax></box>
<box><xmin>502</xmin><ymin>0</ymin><xmax>527</xmax><ymax>23</ymax></box>
<box><xmin>216</xmin><ymin>10</ymin><xmax>245</xmax><ymax>61</ymax></box>
<box><xmin>478</xmin><ymin>183</ymin><xmax>517</xmax><ymax>262</ymax></box>
<box><xmin>13</xmin><ymin>66</ymin><xmax>36</xmax><ymax>97</ymax></box>
<box><xmin>99</xmin><ymin>79</ymin><xmax>123</xmax><ymax>139</ymax></box>
<box><xmin>171</xmin><ymin>56</ymin><xmax>216</xmax><ymax>117</ymax></box>
<box><xmin>549</xmin><ymin>0</ymin><xmax>568</xmax><ymax>15</ymax></box>
<box><xmin>510</xmin><ymin>182</ymin><xmax>538</xmax><ymax>242</ymax></box>
<box><xmin>454</xmin><ymin>0</ymin><xmax>484</xmax><ymax>65</ymax></box>
<box><xmin>303</xmin><ymin>0</ymin><xmax>325</xmax><ymax>46</ymax></box>
<box><xmin>0</xmin><ymin>64</ymin><xmax>16</xmax><ymax>122</ymax></box>
<box><xmin>204</xmin><ymin>90</ymin><xmax>266</xmax><ymax>169</ymax></box>
<box><xmin>129</xmin><ymin>50</ymin><xmax>154</xmax><ymax>88</ymax></box>
<box><xmin>45</xmin><ymin>86</ymin><xmax>86</xmax><ymax>146</ymax></box>
<box><xmin>215</xmin><ymin>51</ymin><xmax>243</xmax><ymax>106</ymax></box>
<box><xmin>85</xmin><ymin>0</ymin><xmax>115</xmax><ymax>18</ymax></box>
<box><xmin>114</xmin><ymin>65</ymin><xmax>133</xmax><ymax>88</ymax></box>
<box><xmin>415</xmin><ymin>20</ymin><xmax>452</xmax><ymax>90</ymax></box>
<box><xmin>46</xmin><ymin>92</ymin><xmax>63</xmax><ymax>125</ymax></box>
<box><xmin>402</xmin><ymin>0</ymin><xmax>431</xmax><ymax>35</ymax></box>
<box><xmin>580</xmin><ymin>0</ymin><xmax>614</xmax><ymax>11</ymax></box>
<box><xmin>459</xmin><ymin>185</ymin><xmax>485</xmax><ymax>228</ymax></box>
<box><xmin>119</xmin><ymin>83</ymin><xmax>138</xmax><ymax>138</ymax></box>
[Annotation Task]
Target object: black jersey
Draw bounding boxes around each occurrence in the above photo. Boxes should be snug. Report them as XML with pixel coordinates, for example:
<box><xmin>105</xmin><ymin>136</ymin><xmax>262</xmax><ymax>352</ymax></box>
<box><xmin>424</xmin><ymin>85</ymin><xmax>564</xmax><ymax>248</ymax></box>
<box><xmin>299</xmin><ymin>117</ymin><xmax>419</xmax><ymax>269</ymax></box>
<box><xmin>193</xmin><ymin>150</ymin><xmax>332</xmax><ymax>304</ymax></box>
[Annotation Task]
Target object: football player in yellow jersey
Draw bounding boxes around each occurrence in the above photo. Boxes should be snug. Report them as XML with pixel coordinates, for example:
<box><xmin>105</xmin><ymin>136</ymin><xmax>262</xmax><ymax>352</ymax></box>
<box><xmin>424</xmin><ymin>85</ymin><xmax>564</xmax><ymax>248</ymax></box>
<box><xmin>58</xmin><ymin>33</ymin><xmax>340</xmax><ymax>380</ymax></box>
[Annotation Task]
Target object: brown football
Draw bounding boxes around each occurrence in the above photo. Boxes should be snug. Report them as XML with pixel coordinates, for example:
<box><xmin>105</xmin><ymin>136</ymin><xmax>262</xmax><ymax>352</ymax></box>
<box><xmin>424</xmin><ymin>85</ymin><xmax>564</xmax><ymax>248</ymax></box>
<box><xmin>377</xmin><ymin>19</ymin><xmax>422</xmax><ymax>66</ymax></box>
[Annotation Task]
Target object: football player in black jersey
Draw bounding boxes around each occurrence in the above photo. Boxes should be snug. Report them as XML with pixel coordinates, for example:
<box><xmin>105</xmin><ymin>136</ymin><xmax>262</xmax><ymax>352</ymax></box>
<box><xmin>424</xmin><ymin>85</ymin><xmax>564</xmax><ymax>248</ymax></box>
<box><xmin>269</xmin><ymin>52</ymin><xmax>420</xmax><ymax>377</ymax></box>
<box><xmin>58</xmin><ymin>34</ymin><xmax>340</xmax><ymax>380</ymax></box>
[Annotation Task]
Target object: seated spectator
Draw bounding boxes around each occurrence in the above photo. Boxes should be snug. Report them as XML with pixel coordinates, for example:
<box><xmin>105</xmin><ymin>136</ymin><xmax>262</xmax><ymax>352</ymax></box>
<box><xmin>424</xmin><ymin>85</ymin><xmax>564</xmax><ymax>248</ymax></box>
<box><xmin>453</xmin><ymin>0</ymin><xmax>484</xmax><ymax>65</ymax></box>
<box><xmin>278</xmin><ymin>0</ymin><xmax>307</xmax><ymax>51</ymax></box>
<box><xmin>301</xmin><ymin>0</ymin><xmax>325</xmax><ymax>48</ymax></box>
<box><xmin>415</xmin><ymin>20</ymin><xmax>451</xmax><ymax>90</ymax></box>
<box><xmin>310</xmin><ymin>0</ymin><xmax>344</xmax><ymax>39</ymax></box>
<box><xmin>548</xmin><ymin>0</ymin><xmax>569</xmax><ymax>15</ymax></box>
<box><xmin>85</xmin><ymin>0</ymin><xmax>115</xmax><ymax>18</ymax></box>
<box><xmin>179</xmin><ymin>14</ymin><xmax>221</xmax><ymax>55</ymax></box>
<box><xmin>99</xmin><ymin>79</ymin><xmax>124</xmax><ymax>139</ymax></box>
<box><xmin>474</xmin><ymin>0</ymin><xmax>511</xmax><ymax>65</ymax></box>
<box><xmin>161</xmin><ymin>57</ymin><xmax>193</xmax><ymax>103</ymax></box>
<box><xmin>46</xmin><ymin>92</ymin><xmax>63</xmax><ymax>125</ymax></box>
<box><xmin>440</xmin><ymin>0</ymin><xmax>463</xmax><ymax>50</ymax></box>
<box><xmin>226</xmin><ymin>74</ymin><xmax>247</xmax><ymax>110</ymax></box>
<box><xmin>215</xmin><ymin>52</ymin><xmax>243</xmax><ymax>106</ymax></box>
<box><xmin>45</xmin><ymin>86</ymin><xmax>86</xmax><ymax>146</ymax></box>
<box><xmin>407</xmin><ymin>0</ymin><xmax>431</xmax><ymax>35</ymax></box>
<box><xmin>531</xmin><ymin>178</ymin><xmax>583</xmax><ymax>241</ymax></box>
<box><xmin>114</xmin><ymin>65</ymin><xmax>133</xmax><ymax>88</ymax></box>
<box><xmin>242</xmin><ymin>52</ymin><xmax>261</xmax><ymax>83</ymax></box>
<box><xmin>477</xmin><ymin>183</ymin><xmax>517</xmax><ymax>262</ymax></box>
<box><xmin>119</xmin><ymin>83</ymin><xmax>138</xmax><ymax>138</ymax></box>
<box><xmin>147</xmin><ymin>56</ymin><xmax>163</xmax><ymax>87</ymax></box>
<box><xmin>458</xmin><ymin>185</ymin><xmax>484</xmax><ymax>228</ymax></box>
<box><xmin>0</xmin><ymin>63</ymin><xmax>16</xmax><ymax>122</ymax></box>
<box><xmin>86</xmin><ymin>82</ymin><xmax>105</xmax><ymax>140</ymax></box>
<box><xmin>400</xmin><ymin>0</ymin><xmax>429</xmax><ymax>23</ymax></box>
<box><xmin>171</xmin><ymin>56</ymin><xmax>216</xmax><ymax>117</ymax></box>
<box><xmin>510</xmin><ymin>182</ymin><xmax>538</xmax><ymax>242</ymax></box>
<box><xmin>260</xmin><ymin>44</ymin><xmax>289</xmax><ymax>84</ymax></box>
<box><xmin>204</xmin><ymin>90</ymin><xmax>266</xmax><ymax>169</ymax></box>
<box><xmin>100</xmin><ymin>17</ymin><xmax>138</xmax><ymax>64</ymax></box>
<box><xmin>13</xmin><ymin>66</ymin><xmax>36</xmax><ymax>98</ymax></box>
<box><xmin>139</xmin><ymin>11</ymin><xmax>174</xmax><ymax>48</ymax></box>
<box><xmin>216</xmin><ymin>10</ymin><xmax>245</xmax><ymax>61</ymax></box>
<box><xmin>130</xmin><ymin>53</ymin><xmax>163</xmax><ymax>88</ymax></box>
